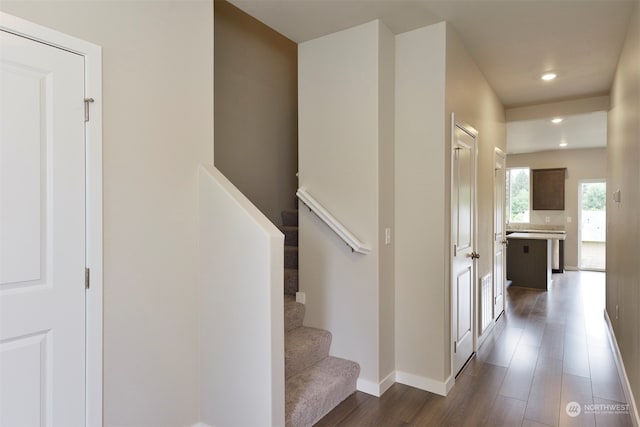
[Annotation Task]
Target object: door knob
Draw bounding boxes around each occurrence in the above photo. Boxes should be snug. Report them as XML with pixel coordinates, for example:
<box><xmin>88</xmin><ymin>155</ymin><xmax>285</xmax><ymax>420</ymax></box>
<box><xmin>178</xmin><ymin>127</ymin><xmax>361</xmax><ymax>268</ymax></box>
<box><xmin>470</xmin><ymin>252</ymin><xmax>480</xmax><ymax>260</ymax></box>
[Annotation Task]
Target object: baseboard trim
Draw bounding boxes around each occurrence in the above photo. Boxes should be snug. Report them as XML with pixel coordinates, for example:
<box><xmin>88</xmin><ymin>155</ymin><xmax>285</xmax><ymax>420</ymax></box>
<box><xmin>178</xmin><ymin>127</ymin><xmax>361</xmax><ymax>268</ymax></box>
<box><xmin>356</xmin><ymin>378</ymin><xmax>379</xmax><ymax>396</ymax></box>
<box><xmin>565</xmin><ymin>266</ymin><xmax>578</xmax><ymax>271</ymax></box>
<box><xmin>191</xmin><ymin>423</ymin><xmax>213</xmax><ymax>427</ymax></box>
<box><xmin>379</xmin><ymin>371</ymin><xmax>396</xmax><ymax>395</ymax></box>
<box><xmin>395</xmin><ymin>371</ymin><xmax>453</xmax><ymax>396</ymax></box>
<box><xmin>604</xmin><ymin>310</ymin><xmax>640</xmax><ymax>427</ymax></box>
<box><xmin>356</xmin><ymin>370</ymin><xmax>396</xmax><ymax>397</ymax></box>
<box><xmin>477</xmin><ymin>320</ymin><xmax>496</xmax><ymax>348</ymax></box>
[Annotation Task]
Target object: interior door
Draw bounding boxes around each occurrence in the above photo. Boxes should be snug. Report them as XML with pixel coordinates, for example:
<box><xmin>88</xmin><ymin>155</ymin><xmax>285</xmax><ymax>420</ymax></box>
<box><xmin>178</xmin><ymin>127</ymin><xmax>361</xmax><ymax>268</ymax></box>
<box><xmin>493</xmin><ymin>149</ymin><xmax>506</xmax><ymax>317</ymax></box>
<box><xmin>0</xmin><ymin>30</ymin><xmax>86</xmax><ymax>426</ymax></box>
<box><xmin>451</xmin><ymin>119</ymin><xmax>477</xmax><ymax>377</ymax></box>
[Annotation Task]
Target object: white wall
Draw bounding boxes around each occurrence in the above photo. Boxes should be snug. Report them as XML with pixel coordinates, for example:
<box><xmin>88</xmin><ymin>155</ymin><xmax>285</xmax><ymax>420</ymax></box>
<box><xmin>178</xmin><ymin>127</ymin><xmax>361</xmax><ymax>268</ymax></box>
<box><xmin>198</xmin><ymin>165</ymin><xmax>284</xmax><ymax>427</ymax></box>
<box><xmin>0</xmin><ymin>2</ymin><xmax>214</xmax><ymax>425</ymax></box>
<box><xmin>394</xmin><ymin>21</ymin><xmax>505</xmax><ymax>392</ymax></box>
<box><xmin>394</xmin><ymin>23</ymin><xmax>447</xmax><ymax>389</ymax></box>
<box><xmin>298</xmin><ymin>20</ymin><xmax>395</xmax><ymax>395</ymax></box>
<box><xmin>378</xmin><ymin>22</ymin><xmax>396</xmax><ymax>385</ymax></box>
<box><xmin>507</xmin><ymin>148</ymin><xmax>607</xmax><ymax>269</ymax></box>
<box><xmin>607</xmin><ymin>1</ymin><xmax>640</xmax><ymax>419</ymax></box>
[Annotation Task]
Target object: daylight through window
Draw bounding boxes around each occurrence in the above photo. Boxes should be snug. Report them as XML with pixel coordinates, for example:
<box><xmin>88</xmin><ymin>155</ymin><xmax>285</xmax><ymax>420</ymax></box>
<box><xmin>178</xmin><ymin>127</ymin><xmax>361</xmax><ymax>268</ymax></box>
<box><xmin>507</xmin><ymin>168</ymin><xmax>530</xmax><ymax>223</ymax></box>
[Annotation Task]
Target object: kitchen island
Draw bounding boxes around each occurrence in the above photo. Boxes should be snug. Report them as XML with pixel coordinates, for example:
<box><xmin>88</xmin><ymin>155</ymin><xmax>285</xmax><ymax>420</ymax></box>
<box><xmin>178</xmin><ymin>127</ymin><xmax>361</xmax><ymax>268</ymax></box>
<box><xmin>507</xmin><ymin>232</ymin><xmax>566</xmax><ymax>290</ymax></box>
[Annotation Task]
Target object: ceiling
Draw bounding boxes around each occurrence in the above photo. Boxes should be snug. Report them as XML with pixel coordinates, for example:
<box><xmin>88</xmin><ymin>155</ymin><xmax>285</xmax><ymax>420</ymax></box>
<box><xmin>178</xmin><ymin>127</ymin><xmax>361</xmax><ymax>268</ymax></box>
<box><xmin>507</xmin><ymin>111</ymin><xmax>607</xmax><ymax>154</ymax></box>
<box><xmin>227</xmin><ymin>0</ymin><xmax>636</xmax><ymax>153</ymax></box>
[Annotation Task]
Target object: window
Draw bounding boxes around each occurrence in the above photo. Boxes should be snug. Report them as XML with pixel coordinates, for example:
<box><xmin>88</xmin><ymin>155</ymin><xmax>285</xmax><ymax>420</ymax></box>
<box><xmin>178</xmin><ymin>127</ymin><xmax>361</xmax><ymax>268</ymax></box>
<box><xmin>507</xmin><ymin>168</ymin><xmax>530</xmax><ymax>223</ymax></box>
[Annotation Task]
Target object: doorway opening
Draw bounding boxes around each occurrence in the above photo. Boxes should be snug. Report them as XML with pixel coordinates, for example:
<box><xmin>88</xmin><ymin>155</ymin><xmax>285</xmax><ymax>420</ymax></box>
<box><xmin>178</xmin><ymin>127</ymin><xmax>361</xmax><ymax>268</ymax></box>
<box><xmin>578</xmin><ymin>181</ymin><xmax>606</xmax><ymax>271</ymax></box>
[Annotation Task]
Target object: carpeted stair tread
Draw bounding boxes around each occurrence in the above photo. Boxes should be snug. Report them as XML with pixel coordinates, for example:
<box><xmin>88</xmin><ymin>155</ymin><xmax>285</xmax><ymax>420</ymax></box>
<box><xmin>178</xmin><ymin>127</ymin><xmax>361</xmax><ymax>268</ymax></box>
<box><xmin>281</xmin><ymin>226</ymin><xmax>299</xmax><ymax>246</ymax></box>
<box><xmin>284</xmin><ymin>246</ymin><xmax>298</xmax><ymax>269</ymax></box>
<box><xmin>284</xmin><ymin>268</ymin><xmax>299</xmax><ymax>296</ymax></box>
<box><xmin>285</xmin><ymin>356</ymin><xmax>360</xmax><ymax>427</ymax></box>
<box><xmin>282</xmin><ymin>209</ymin><xmax>299</xmax><ymax>227</ymax></box>
<box><xmin>280</xmin><ymin>206</ymin><xmax>360</xmax><ymax>426</ymax></box>
<box><xmin>285</xmin><ymin>327</ymin><xmax>332</xmax><ymax>379</ymax></box>
<box><xmin>284</xmin><ymin>295</ymin><xmax>305</xmax><ymax>332</ymax></box>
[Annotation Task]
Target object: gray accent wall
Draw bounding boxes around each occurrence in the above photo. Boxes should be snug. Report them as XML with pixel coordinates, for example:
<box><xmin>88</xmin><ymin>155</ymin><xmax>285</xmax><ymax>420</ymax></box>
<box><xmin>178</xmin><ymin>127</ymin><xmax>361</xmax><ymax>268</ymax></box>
<box><xmin>214</xmin><ymin>0</ymin><xmax>298</xmax><ymax>226</ymax></box>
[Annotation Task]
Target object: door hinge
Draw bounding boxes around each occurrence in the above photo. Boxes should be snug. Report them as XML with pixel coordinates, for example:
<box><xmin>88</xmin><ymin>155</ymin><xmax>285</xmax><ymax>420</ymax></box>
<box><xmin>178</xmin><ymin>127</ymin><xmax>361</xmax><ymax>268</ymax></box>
<box><xmin>85</xmin><ymin>267</ymin><xmax>90</xmax><ymax>289</ymax></box>
<box><xmin>454</xmin><ymin>340</ymin><xmax>457</xmax><ymax>353</ymax></box>
<box><xmin>84</xmin><ymin>98</ymin><xmax>94</xmax><ymax>122</ymax></box>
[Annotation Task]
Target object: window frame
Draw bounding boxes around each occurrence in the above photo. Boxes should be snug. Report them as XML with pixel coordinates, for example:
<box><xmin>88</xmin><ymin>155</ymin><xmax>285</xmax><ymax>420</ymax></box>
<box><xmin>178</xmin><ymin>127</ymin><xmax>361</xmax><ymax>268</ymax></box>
<box><xmin>506</xmin><ymin>167</ymin><xmax>531</xmax><ymax>223</ymax></box>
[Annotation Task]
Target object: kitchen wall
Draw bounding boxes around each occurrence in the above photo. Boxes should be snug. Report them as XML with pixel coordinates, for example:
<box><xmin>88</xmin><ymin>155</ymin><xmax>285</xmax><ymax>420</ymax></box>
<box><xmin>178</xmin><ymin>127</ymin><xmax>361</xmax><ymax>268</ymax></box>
<box><xmin>0</xmin><ymin>2</ymin><xmax>214</xmax><ymax>426</ymax></box>
<box><xmin>606</xmin><ymin>0</ymin><xmax>640</xmax><ymax>419</ymax></box>
<box><xmin>214</xmin><ymin>0</ymin><xmax>297</xmax><ymax>226</ymax></box>
<box><xmin>506</xmin><ymin>148</ymin><xmax>606</xmax><ymax>269</ymax></box>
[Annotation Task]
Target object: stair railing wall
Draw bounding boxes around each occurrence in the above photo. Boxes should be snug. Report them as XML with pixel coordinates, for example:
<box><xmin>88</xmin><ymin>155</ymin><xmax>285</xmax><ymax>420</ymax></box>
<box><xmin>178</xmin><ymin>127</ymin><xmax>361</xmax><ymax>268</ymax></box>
<box><xmin>296</xmin><ymin>187</ymin><xmax>371</xmax><ymax>255</ymax></box>
<box><xmin>198</xmin><ymin>165</ymin><xmax>285</xmax><ymax>426</ymax></box>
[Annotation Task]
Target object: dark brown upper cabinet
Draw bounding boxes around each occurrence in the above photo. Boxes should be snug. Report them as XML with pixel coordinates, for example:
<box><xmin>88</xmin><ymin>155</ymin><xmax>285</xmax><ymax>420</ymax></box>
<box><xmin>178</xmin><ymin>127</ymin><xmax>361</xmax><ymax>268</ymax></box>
<box><xmin>532</xmin><ymin>168</ymin><xmax>566</xmax><ymax>210</ymax></box>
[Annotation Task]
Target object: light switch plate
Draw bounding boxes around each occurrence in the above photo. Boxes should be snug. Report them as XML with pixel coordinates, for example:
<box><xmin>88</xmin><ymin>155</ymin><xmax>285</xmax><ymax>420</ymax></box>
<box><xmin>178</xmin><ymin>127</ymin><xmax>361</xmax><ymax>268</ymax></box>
<box><xmin>613</xmin><ymin>189</ymin><xmax>621</xmax><ymax>203</ymax></box>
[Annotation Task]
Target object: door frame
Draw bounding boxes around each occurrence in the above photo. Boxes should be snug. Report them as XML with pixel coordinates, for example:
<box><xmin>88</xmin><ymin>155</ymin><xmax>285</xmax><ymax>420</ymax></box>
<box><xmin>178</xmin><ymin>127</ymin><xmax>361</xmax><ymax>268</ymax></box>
<box><xmin>493</xmin><ymin>147</ymin><xmax>506</xmax><ymax>318</ymax></box>
<box><xmin>1</xmin><ymin>12</ymin><xmax>103</xmax><ymax>426</ymax></box>
<box><xmin>577</xmin><ymin>179</ymin><xmax>606</xmax><ymax>271</ymax></box>
<box><xmin>450</xmin><ymin>113</ymin><xmax>478</xmax><ymax>378</ymax></box>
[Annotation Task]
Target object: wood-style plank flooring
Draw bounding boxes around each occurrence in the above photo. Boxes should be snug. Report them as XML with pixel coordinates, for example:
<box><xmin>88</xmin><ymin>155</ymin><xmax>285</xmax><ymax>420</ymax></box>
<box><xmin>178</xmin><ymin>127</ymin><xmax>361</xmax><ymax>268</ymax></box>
<box><xmin>316</xmin><ymin>271</ymin><xmax>633</xmax><ymax>426</ymax></box>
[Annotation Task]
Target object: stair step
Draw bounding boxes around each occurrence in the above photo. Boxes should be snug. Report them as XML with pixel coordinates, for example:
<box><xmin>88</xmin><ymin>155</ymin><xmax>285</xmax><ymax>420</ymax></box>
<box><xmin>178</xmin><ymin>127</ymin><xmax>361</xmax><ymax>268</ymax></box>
<box><xmin>284</xmin><ymin>295</ymin><xmax>305</xmax><ymax>332</ymax></box>
<box><xmin>285</xmin><ymin>356</ymin><xmax>360</xmax><ymax>427</ymax></box>
<box><xmin>284</xmin><ymin>268</ymin><xmax>299</xmax><ymax>296</ymax></box>
<box><xmin>285</xmin><ymin>327</ymin><xmax>331</xmax><ymax>379</ymax></box>
<box><xmin>281</xmin><ymin>226</ymin><xmax>298</xmax><ymax>246</ymax></box>
<box><xmin>284</xmin><ymin>246</ymin><xmax>298</xmax><ymax>269</ymax></box>
<box><xmin>282</xmin><ymin>209</ymin><xmax>299</xmax><ymax>227</ymax></box>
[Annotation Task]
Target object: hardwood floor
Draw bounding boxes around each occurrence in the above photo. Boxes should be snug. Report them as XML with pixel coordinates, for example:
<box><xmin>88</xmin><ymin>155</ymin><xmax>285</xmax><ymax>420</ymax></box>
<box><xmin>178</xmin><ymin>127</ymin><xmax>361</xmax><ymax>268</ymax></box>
<box><xmin>316</xmin><ymin>271</ymin><xmax>633</xmax><ymax>427</ymax></box>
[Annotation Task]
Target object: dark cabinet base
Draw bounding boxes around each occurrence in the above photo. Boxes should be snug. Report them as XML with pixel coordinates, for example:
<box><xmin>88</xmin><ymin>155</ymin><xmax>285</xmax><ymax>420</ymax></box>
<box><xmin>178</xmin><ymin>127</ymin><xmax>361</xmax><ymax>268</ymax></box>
<box><xmin>507</xmin><ymin>238</ymin><xmax>552</xmax><ymax>290</ymax></box>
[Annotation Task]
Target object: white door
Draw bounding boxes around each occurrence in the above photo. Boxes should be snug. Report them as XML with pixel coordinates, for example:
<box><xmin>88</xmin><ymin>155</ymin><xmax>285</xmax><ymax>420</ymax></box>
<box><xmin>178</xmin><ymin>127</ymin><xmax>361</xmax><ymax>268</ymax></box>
<box><xmin>451</xmin><ymin>119</ymin><xmax>477</xmax><ymax>377</ymax></box>
<box><xmin>0</xmin><ymin>30</ymin><xmax>86</xmax><ymax>426</ymax></box>
<box><xmin>493</xmin><ymin>149</ymin><xmax>506</xmax><ymax>317</ymax></box>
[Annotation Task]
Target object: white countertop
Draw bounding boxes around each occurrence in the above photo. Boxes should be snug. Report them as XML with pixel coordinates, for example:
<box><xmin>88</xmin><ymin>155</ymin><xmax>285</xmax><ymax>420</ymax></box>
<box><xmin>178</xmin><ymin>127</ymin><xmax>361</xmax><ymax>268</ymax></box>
<box><xmin>507</xmin><ymin>229</ymin><xmax>566</xmax><ymax>234</ymax></box>
<box><xmin>507</xmin><ymin>232</ymin><xmax>566</xmax><ymax>240</ymax></box>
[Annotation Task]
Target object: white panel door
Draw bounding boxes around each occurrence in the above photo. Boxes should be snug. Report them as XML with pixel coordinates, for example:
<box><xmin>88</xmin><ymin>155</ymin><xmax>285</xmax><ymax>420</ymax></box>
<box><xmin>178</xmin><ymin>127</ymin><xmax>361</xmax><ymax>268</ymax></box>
<box><xmin>493</xmin><ymin>149</ymin><xmax>506</xmax><ymax>317</ymax></box>
<box><xmin>0</xmin><ymin>30</ymin><xmax>86</xmax><ymax>426</ymax></box>
<box><xmin>451</xmin><ymin>120</ymin><xmax>477</xmax><ymax>377</ymax></box>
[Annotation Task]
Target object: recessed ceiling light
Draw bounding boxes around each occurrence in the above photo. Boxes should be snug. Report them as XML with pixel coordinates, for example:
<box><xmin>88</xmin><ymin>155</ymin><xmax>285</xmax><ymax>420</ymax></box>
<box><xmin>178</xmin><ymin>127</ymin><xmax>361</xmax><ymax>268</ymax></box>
<box><xmin>559</xmin><ymin>142</ymin><xmax>568</xmax><ymax>148</ymax></box>
<box><xmin>551</xmin><ymin>117</ymin><xmax>563</xmax><ymax>124</ymax></box>
<box><xmin>541</xmin><ymin>73</ymin><xmax>557</xmax><ymax>81</ymax></box>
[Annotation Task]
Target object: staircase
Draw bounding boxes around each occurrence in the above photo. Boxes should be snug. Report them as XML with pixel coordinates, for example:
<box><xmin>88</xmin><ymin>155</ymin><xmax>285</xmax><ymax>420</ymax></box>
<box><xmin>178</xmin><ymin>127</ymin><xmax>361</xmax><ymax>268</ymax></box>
<box><xmin>280</xmin><ymin>209</ymin><xmax>360</xmax><ymax>427</ymax></box>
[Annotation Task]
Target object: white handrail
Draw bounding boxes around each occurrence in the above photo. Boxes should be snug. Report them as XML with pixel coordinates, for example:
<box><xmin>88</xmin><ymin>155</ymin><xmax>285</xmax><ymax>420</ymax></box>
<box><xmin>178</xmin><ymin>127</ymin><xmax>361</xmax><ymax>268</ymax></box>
<box><xmin>296</xmin><ymin>187</ymin><xmax>371</xmax><ymax>255</ymax></box>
